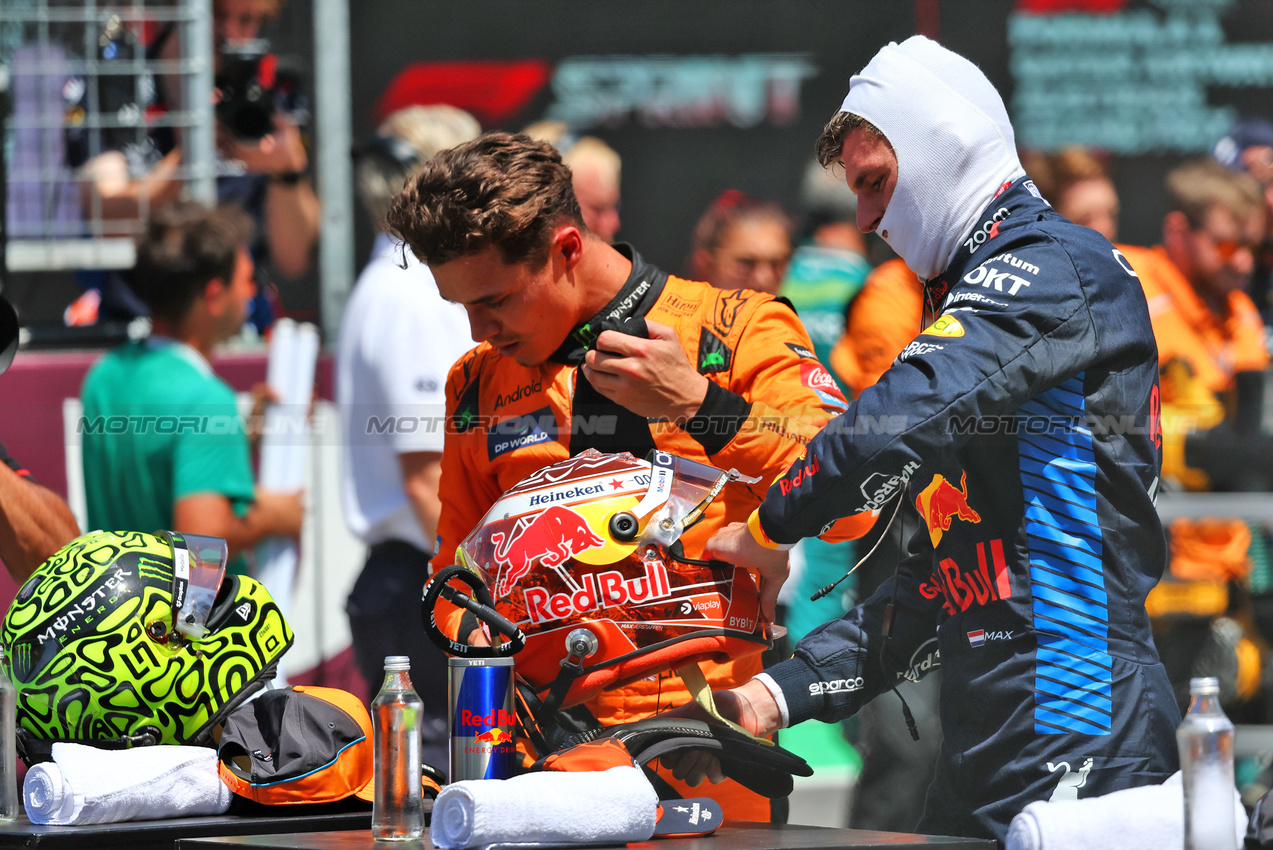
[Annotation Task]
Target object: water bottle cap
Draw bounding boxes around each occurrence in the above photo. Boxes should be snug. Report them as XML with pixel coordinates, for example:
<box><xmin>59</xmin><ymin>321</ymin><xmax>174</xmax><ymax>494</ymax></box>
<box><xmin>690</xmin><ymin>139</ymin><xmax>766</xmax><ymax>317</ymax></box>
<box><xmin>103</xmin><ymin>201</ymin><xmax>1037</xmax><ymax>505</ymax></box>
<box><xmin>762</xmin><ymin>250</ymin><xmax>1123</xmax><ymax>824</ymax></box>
<box><xmin>1189</xmin><ymin>677</ymin><xmax>1220</xmax><ymax>695</ymax></box>
<box><xmin>383</xmin><ymin>655</ymin><xmax>411</xmax><ymax>672</ymax></box>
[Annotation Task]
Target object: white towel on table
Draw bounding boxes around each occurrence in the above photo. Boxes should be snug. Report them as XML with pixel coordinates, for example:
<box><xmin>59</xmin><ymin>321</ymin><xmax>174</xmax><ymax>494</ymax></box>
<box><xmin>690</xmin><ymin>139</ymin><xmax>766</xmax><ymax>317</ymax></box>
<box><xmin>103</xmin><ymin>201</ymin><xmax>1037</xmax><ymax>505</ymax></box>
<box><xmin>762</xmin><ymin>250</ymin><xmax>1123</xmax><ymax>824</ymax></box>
<box><xmin>430</xmin><ymin>765</ymin><xmax>657</xmax><ymax>850</ymax></box>
<box><xmin>1006</xmin><ymin>771</ymin><xmax>1245</xmax><ymax>850</ymax></box>
<box><xmin>23</xmin><ymin>743</ymin><xmax>232</xmax><ymax>825</ymax></box>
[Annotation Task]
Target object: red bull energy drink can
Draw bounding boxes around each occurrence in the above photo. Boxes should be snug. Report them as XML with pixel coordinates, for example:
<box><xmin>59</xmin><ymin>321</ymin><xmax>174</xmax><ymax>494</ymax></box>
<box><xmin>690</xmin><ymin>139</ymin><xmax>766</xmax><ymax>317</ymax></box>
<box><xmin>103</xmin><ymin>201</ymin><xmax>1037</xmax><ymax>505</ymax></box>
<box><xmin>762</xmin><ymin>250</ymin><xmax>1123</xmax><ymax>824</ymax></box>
<box><xmin>448</xmin><ymin>657</ymin><xmax>517</xmax><ymax>781</ymax></box>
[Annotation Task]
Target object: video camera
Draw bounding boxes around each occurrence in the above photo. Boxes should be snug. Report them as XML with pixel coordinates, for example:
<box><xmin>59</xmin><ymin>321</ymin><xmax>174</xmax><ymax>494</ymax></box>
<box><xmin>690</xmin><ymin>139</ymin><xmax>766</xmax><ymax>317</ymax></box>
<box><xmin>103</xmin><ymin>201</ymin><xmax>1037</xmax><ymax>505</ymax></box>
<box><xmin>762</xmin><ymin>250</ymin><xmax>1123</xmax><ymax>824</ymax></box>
<box><xmin>215</xmin><ymin>39</ymin><xmax>306</xmax><ymax>142</ymax></box>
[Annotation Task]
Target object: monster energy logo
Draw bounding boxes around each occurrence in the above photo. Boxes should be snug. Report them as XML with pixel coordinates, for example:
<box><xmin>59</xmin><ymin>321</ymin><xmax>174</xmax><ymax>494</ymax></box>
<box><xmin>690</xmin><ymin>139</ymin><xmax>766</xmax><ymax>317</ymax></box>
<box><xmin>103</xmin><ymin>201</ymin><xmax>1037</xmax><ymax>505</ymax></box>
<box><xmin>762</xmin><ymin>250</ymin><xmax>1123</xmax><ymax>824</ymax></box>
<box><xmin>10</xmin><ymin>642</ymin><xmax>32</xmax><ymax>680</ymax></box>
<box><xmin>9</xmin><ymin>566</ymin><xmax>135</xmax><ymax>683</ymax></box>
<box><xmin>136</xmin><ymin>556</ymin><xmax>172</xmax><ymax>583</ymax></box>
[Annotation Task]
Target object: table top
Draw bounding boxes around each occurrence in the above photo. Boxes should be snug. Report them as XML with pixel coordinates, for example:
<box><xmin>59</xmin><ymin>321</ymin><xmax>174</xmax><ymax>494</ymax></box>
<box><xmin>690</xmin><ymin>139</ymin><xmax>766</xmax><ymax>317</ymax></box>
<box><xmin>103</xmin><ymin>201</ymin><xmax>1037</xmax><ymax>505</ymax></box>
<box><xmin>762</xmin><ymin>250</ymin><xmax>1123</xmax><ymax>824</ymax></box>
<box><xmin>175</xmin><ymin>821</ymin><xmax>997</xmax><ymax>850</ymax></box>
<box><xmin>0</xmin><ymin>808</ymin><xmax>373</xmax><ymax>850</ymax></box>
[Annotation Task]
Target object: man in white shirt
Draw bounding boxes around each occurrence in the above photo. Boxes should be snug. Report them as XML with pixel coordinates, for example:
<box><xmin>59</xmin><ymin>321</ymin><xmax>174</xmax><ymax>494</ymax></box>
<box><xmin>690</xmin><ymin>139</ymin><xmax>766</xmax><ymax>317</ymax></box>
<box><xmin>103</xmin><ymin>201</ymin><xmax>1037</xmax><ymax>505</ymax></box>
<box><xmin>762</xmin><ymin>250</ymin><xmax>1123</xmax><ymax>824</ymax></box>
<box><xmin>337</xmin><ymin>105</ymin><xmax>481</xmax><ymax>770</ymax></box>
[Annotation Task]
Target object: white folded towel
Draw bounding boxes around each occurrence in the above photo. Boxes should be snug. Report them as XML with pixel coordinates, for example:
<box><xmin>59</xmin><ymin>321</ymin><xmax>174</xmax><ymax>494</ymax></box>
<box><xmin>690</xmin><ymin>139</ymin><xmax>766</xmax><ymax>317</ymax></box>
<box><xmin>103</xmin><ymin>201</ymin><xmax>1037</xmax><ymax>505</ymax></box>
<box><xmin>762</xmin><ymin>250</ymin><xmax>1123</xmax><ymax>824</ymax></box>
<box><xmin>430</xmin><ymin>765</ymin><xmax>658</xmax><ymax>850</ymax></box>
<box><xmin>23</xmin><ymin>743</ymin><xmax>233</xmax><ymax>825</ymax></box>
<box><xmin>1006</xmin><ymin>770</ymin><xmax>1245</xmax><ymax>850</ymax></box>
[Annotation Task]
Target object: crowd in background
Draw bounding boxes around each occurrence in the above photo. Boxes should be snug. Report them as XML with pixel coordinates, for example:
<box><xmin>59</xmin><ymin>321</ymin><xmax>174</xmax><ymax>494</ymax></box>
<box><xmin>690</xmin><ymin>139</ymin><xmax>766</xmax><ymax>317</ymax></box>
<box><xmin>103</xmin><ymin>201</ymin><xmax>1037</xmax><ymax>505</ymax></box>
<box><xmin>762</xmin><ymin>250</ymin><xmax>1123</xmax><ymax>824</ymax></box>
<box><xmin>5</xmin><ymin>0</ymin><xmax>1273</xmax><ymax>834</ymax></box>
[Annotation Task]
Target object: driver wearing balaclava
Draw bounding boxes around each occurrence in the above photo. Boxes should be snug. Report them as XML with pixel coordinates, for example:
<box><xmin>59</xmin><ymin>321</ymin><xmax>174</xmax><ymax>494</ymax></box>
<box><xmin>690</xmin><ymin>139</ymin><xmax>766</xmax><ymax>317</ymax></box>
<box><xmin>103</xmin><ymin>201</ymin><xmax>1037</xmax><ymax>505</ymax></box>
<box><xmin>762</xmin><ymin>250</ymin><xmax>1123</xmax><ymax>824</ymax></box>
<box><xmin>725</xmin><ymin>36</ymin><xmax>1181</xmax><ymax>844</ymax></box>
<box><xmin>841</xmin><ymin>36</ymin><xmax>1025</xmax><ymax>281</ymax></box>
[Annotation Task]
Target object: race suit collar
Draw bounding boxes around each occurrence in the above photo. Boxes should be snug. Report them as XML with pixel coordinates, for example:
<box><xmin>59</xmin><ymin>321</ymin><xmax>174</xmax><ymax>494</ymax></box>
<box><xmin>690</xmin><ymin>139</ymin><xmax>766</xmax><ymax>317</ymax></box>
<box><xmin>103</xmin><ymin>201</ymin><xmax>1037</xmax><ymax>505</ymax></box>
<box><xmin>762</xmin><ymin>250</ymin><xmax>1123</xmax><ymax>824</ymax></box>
<box><xmin>923</xmin><ymin>177</ymin><xmax>1052</xmax><ymax>310</ymax></box>
<box><xmin>548</xmin><ymin>243</ymin><xmax>668</xmax><ymax>365</ymax></box>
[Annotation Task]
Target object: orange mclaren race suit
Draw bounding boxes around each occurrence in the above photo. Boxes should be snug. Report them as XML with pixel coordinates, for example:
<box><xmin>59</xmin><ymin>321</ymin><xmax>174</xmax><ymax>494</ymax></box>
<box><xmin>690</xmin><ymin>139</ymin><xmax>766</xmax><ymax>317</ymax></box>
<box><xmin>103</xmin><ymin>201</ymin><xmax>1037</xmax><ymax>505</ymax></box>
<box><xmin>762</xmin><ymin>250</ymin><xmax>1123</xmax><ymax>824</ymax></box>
<box><xmin>1120</xmin><ymin>244</ymin><xmax>1270</xmax><ymax>709</ymax></box>
<box><xmin>432</xmin><ymin>245</ymin><xmax>871</xmax><ymax>821</ymax></box>
<box><xmin>829</xmin><ymin>257</ymin><xmax>926</xmax><ymax>398</ymax></box>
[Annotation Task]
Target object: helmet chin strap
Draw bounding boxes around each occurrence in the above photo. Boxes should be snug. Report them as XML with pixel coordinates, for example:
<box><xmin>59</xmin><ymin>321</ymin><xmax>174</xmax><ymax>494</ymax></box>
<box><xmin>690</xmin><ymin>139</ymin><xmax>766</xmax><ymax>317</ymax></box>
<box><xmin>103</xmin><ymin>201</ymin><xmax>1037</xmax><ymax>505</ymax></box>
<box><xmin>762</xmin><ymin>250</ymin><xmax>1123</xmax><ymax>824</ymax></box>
<box><xmin>674</xmin><ymin>662</ymin><xmax>773</xmax><ymax>747</ymax></box>
<box><xmin>538</xmin><ymin>629</ymin><xmax>596</xmax><ymax>717</ymax></box>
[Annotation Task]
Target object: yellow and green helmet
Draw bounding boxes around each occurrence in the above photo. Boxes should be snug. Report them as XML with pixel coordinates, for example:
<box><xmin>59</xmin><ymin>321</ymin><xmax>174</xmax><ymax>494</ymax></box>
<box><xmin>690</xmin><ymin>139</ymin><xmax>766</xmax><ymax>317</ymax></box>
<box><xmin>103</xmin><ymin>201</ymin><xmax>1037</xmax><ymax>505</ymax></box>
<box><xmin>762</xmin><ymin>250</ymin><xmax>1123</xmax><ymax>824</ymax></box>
<box><xmin>2</xmin><ymin>530</ymin><xmax>292</xmax><ymax>761</ymax></box>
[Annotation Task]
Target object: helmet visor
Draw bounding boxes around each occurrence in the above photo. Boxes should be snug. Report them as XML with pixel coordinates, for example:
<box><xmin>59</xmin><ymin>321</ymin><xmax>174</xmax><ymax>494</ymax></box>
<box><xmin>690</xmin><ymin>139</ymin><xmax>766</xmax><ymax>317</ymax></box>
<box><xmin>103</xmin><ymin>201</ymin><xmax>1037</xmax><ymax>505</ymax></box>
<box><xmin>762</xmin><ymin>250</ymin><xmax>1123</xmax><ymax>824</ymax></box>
<box><xmin>163</xmin><ymin>531</ymin><xmax>229</xmax><ymax>640</ymax></box>
<box><xmin>637</xmin><ymin>451</ymin><xmax>761</xmax><ymax>548</ymax></box>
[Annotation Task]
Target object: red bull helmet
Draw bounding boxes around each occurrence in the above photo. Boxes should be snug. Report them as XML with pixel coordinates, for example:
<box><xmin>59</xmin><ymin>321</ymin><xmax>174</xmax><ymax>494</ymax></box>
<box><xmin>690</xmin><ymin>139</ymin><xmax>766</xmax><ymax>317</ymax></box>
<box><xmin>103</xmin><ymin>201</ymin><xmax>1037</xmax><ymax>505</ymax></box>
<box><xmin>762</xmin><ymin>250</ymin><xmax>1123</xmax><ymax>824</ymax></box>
<box><xmin>436</xmin><ymin>449</ymin><xmax>770</xmax><ymax>707</ymax></box>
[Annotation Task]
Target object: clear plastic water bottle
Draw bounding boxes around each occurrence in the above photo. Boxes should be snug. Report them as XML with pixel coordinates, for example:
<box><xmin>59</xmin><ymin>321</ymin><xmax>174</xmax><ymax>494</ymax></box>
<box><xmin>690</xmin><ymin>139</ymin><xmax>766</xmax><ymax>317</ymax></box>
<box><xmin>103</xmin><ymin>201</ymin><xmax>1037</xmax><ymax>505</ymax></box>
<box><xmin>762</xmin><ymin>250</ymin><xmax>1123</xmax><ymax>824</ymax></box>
<box><xmin>0</xmin><ymin>647</ymin><xmax>18</xmax><ymax>822</ymax></box>
<box><xmin>372</xmin><ymin>655</ymin><xmax>424</xmax><ymax>841</ymax></box>
<box><xmin>1178</xmin><ymin>676</ymin><xmax>1237</xmax><ymax>850</ymax></box>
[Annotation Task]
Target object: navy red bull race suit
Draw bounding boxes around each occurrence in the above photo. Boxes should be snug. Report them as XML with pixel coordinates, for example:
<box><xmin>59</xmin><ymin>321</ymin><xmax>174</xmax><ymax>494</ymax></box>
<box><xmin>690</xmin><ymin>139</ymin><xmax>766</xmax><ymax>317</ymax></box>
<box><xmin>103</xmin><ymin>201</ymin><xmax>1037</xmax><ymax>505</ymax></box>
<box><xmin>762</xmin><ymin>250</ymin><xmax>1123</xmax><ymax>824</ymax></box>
<box><xmin>433</xmin><ymin>244</ymin><xmax>870</xmax><ymax>821</ymax></box>
<box><xmin>754</xmin><ymin>178</ymin><xmax>1181</xmax><ymax>841</ymax></box>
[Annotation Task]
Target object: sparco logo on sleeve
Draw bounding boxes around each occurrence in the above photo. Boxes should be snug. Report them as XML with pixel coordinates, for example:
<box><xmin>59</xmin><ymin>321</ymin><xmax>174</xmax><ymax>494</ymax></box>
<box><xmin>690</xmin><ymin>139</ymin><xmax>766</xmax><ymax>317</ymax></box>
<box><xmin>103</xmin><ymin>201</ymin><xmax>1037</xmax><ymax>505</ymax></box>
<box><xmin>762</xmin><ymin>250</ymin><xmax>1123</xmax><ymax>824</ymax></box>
<box><xmin>809</xmin><ymin>677</ymin><xmax>864</xmax><ymax>696</ymax></box>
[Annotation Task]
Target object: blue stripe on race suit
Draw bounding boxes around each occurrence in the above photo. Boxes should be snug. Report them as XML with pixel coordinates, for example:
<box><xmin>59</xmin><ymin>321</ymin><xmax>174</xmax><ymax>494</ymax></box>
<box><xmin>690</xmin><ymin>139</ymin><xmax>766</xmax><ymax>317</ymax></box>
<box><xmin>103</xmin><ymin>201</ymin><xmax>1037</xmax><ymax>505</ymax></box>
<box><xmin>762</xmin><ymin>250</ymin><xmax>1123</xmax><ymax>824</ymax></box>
<box><xmin>1019</xmin><ymin>374</ymin><xmax>1113</xmax><ymax>735</ymax></box>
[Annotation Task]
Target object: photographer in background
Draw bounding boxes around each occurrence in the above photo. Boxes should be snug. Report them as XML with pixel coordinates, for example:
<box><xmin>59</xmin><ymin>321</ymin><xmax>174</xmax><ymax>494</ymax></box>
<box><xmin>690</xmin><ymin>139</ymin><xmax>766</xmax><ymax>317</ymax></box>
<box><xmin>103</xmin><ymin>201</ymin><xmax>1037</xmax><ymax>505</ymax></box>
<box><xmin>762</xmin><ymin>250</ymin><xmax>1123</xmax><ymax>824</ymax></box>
<box><xmin>69</xmin><ymin>0</ymin><xmax>319</xmax><ymax>332</ymax></box>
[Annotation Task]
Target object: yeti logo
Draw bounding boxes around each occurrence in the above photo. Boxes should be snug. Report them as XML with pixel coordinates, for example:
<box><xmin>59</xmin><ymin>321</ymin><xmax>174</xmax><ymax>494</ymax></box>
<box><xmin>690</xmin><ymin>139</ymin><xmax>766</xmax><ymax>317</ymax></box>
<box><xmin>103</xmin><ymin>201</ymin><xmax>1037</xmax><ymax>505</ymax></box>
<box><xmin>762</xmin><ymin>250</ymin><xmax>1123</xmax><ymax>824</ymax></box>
<box><xmin>1047</xmin><ymin>757</ymin><xmax>1092</xmax><ymax>801</ymax></box>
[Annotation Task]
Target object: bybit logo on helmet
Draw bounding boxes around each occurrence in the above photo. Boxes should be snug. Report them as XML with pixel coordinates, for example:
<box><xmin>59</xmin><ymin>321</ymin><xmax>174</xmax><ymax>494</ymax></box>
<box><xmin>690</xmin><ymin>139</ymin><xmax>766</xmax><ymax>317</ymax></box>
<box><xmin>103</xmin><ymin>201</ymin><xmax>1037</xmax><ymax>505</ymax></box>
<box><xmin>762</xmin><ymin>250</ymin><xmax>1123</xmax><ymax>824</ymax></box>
<box><xmin>523</xmin><ymin>562</ymin><xmax>671</xmax><ymax>625</ymax></box>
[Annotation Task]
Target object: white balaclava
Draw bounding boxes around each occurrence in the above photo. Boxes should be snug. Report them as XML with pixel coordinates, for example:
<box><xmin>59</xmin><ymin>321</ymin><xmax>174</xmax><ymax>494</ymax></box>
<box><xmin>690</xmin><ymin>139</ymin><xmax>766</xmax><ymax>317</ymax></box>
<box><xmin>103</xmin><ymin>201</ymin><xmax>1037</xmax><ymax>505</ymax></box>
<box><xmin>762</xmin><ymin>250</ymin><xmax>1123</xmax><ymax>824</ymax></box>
<box><xmin>841</xmin><ymin>36</ymin><xmax>1025</xmax><ymax>281</ymax></box>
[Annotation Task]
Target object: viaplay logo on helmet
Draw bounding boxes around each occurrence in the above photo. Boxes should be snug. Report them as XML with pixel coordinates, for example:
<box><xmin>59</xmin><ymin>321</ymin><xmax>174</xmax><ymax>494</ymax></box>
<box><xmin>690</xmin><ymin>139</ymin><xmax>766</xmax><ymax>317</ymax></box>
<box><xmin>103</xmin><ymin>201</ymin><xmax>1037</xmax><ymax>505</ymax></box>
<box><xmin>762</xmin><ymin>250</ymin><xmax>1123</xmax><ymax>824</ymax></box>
<box><xmin>492</xmin><ymin>506</ymin><xmax>605</xmax><ymax>596</ymax></box>
<box><xmin>524</xmin><ymin>561</ymin><xmax>671</xmax><ymax>626</ymax></box>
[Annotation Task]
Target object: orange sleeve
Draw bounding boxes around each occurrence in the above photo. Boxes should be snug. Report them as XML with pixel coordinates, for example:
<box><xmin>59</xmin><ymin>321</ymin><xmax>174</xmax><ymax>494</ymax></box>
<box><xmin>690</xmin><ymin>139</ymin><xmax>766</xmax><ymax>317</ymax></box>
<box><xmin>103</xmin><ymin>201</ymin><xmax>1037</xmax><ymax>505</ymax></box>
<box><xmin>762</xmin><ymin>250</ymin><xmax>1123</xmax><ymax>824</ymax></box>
<box><xmin>706</xmin><ymin>299</ymin><xmax>874</xmax><ymax>542</ymax></box>
<box><xmin>430</xmin><ymin>352</ymin><xmax>505</xmax><ymax>641</ymax></box>
<box><xmin>833</xmin><ymin>259</ymin><xmax>925</xmax><ymax>396</ymax></box>
<box><xmin>1226</xmin><ymin>291</ymin><xmax>1270</xmax><ymax>374</ymax></box>
<box><xmin>1119</xmin><ymin>244</ymin><xmax>1182</xmax><ymax>368</ymax></box>
<box><xmin>1122</xmin><ymin>243</ymin><xmax>1269</xmax><ymax>489</ymax></box>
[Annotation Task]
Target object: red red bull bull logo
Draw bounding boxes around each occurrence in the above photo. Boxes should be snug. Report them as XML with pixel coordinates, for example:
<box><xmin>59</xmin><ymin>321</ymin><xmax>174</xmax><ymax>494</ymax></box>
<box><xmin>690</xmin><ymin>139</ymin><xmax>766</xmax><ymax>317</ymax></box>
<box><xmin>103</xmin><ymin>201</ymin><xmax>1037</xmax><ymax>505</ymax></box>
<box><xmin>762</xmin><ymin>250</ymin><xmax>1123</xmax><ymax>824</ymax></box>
<box><xmin>918</xmin><ymin>539</ymin><xmax>1013</xmax><ymax>615</ymax></box>
<box><xmin>491</xmin><ymin>505</ymin><xmax>606</xmax><ymax>596</ymax></box>
<box><xmin>523</xmin><ymin>561</ymin><xmax>671</xmax><ymax>625</ymax></box>
<box><xmin>459</xmin><ymin>708</ymin><xmax>517</xmax><ymax>728</ymax></box>
<box><xmin>915</xmin><ymin>471</ymin><xmax>981</xmax><ymax>547</ymax></box>
<box><xmin>458</xmin><ymin>707</ymin><xmax>516</xmax><ymax>756</ymax></box>
<box><xmin>779</xmin><ymin>454</ymin><xmax>819</xmax><ymax>496</ymax></box>
<box><xmin>473</xmin><ymin>728</ymin><xmax>514</xmax><ymax>746</ymax></box>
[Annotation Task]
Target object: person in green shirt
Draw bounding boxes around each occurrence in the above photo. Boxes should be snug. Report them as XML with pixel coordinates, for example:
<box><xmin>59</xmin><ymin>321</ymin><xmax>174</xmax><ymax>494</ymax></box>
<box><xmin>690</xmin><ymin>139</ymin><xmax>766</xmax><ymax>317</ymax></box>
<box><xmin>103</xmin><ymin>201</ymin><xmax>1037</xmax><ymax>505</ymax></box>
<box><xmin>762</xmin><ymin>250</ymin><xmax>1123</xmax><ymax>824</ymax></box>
<box><xmin>80</xmin><ymin>201</ymin><xmax>303</xmax><ymax>573</ymax></box>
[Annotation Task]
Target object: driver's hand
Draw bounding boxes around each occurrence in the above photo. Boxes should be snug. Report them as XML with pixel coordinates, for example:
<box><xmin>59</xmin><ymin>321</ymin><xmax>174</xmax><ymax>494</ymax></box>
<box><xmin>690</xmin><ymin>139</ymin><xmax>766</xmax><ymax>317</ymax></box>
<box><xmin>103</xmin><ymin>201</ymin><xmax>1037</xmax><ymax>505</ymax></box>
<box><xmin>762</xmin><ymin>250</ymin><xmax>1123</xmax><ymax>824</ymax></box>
<box><xmin>663</xmin><ymin>749</ymin><xmax>727</xmax><ymax>786</ymax></box>
<box><xmin>464</xmin><ymin>625</ymin><xmax>491</xmax><ymax>647</ymax></box>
